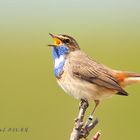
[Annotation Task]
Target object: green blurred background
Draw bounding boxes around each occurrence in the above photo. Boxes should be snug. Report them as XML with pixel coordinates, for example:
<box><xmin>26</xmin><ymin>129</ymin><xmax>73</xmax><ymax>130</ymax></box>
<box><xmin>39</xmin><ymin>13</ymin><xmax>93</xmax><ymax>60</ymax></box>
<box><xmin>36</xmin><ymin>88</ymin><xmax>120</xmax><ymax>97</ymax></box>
<box><xmin>0</xmin><ymin>0</ymin><xmax>140</xmax><ymax>139</ymax></box>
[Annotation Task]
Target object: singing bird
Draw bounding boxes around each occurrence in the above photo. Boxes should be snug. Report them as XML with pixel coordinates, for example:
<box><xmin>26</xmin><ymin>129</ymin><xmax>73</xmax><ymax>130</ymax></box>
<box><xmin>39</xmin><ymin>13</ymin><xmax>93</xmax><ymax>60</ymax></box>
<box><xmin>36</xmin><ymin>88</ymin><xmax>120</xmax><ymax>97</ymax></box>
<box><xmin>48</xmin><ymin>33</ymin><xmax>140</xmax><ymax>120</ymax></box>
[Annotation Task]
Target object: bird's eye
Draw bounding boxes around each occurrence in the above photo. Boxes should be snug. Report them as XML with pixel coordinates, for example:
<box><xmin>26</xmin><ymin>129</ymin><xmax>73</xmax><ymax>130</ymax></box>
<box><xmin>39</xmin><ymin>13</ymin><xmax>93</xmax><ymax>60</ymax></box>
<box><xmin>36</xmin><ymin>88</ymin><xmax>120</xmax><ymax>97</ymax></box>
<box><xmin>64</xmin><ymin>39</ymin><xmax>70</xmax><ymax>44</ymax></box>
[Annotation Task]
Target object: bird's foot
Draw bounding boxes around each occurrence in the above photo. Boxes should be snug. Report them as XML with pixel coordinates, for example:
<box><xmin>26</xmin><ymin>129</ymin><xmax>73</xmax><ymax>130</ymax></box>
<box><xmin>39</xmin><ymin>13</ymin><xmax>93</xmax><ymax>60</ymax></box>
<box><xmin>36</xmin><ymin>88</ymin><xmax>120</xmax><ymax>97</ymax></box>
<box><xmin>79</xmin><ymin>99</ymin><xmax>89</xmax><ymax>110</ymax></box>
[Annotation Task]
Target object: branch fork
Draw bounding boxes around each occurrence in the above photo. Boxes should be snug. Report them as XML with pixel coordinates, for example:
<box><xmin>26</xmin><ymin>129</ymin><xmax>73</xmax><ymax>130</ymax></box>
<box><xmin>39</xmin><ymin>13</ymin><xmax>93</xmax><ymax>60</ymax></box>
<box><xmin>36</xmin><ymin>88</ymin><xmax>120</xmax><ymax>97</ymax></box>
<box><xmin>70</xmin><ymin>100</ymin><xmax>100</xmax><ymax>140</ymax></box>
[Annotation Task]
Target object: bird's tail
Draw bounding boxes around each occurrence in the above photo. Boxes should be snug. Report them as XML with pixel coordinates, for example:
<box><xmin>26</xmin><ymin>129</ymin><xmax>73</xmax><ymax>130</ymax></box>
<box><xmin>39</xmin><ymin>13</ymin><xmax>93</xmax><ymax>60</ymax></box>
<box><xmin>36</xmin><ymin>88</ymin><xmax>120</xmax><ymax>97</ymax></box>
<box><xmin>115</xmin><ymin>71</ymin><xmax>140</xmax><ymax>87</ymax></box>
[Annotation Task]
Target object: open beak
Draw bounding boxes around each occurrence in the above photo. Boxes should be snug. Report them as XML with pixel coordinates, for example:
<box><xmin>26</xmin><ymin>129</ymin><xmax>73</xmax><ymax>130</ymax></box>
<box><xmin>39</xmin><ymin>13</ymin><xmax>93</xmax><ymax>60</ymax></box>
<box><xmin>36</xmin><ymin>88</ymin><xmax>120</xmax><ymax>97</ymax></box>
<box><xmin>48</xmin><ymin>33</ymin><xmax>63</xmax><ymax>47</ymax></box>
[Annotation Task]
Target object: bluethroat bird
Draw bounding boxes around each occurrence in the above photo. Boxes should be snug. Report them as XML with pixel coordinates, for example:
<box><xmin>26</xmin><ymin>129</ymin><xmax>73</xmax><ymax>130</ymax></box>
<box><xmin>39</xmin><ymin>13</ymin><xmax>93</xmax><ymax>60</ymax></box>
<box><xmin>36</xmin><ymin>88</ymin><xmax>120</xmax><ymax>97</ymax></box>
<box><xmin>48</xmin><ymin>33</ymin><xmax>140</xmax><ymax>121</ymax></box>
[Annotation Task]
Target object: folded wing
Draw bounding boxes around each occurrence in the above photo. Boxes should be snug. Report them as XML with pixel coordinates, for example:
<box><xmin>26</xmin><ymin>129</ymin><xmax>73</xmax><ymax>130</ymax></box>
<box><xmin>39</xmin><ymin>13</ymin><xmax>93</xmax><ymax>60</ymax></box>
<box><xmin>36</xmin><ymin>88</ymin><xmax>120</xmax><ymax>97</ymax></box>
<box><xmin>70</xmin><ymin>51</ymin><xmax>128</xmax><ymax>96</ymax></box>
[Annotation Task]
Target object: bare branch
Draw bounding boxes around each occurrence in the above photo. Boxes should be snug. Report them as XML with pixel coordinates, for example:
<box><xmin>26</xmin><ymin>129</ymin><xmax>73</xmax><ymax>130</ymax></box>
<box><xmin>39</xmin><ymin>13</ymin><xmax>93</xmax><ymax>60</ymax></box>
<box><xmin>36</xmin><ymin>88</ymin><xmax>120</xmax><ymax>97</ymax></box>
<box><xmin>91</xmin><ymin>131</ymin><xmax>101</xmax><ymax>140</ymax></box>
<box><xmin>70</xmin><ymin>100</ymin><xmax>100</xmax><ymax>140</ymax></box>
<box><xmin>70</xmin><ymin>100</ymin><xmax>88</xmax><ymax>140</ymax></box>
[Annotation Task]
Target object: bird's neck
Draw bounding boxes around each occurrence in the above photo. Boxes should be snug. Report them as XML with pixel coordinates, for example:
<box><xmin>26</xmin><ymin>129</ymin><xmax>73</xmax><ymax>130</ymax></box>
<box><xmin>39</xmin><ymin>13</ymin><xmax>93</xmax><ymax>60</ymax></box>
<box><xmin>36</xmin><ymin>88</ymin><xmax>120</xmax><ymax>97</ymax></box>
<box><xmin>52</xmin><ymin>45</ymin><xmax>69</xmax><ymax>78</ymax></box>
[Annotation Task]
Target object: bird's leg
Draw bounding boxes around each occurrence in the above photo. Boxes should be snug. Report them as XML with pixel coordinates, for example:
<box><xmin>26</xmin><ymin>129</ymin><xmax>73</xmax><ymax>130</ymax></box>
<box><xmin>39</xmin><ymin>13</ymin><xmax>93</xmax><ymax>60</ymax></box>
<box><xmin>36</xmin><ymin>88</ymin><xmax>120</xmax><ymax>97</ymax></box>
<box><xmin>85</xmin><ymin>100</ymin><xmax>100</xmax><ymax>127</ymax></box>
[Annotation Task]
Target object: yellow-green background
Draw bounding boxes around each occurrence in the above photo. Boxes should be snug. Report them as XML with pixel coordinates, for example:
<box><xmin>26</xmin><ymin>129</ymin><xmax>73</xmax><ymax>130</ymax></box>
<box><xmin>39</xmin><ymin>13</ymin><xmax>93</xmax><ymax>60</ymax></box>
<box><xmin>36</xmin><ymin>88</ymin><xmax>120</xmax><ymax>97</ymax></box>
<box><xmin>0</xmin><ymin>0</ymin><xmax>140</xmax><ymax>140</ymax></box>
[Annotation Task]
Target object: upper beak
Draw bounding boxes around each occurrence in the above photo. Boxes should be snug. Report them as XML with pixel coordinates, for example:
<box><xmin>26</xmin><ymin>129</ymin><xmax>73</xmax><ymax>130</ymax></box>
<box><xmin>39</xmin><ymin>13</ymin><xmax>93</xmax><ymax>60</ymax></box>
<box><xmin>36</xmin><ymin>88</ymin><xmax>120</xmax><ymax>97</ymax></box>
<box><xmin>49</xmin><ymin>33</ymin><xmax>56</xmax><ymax>38</ymax></box>
<box><xmin>48</xmin><ymin>33</ymin><xmax>57</xmax><ymax>47</ymax></box>
<box><xmin>48</xmin><ymin>33</ymin><xmax>62</xmax><ymax>47</ymax></box>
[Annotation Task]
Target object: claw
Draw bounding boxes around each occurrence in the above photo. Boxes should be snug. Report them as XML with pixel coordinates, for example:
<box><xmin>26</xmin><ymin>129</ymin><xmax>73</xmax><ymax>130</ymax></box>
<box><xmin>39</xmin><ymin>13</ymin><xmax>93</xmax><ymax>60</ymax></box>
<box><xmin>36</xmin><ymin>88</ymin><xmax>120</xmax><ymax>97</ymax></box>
<box><xmin>79</xmin><ymin>99</ymin><xmax>89</xmax><ymax>109</ymax></box>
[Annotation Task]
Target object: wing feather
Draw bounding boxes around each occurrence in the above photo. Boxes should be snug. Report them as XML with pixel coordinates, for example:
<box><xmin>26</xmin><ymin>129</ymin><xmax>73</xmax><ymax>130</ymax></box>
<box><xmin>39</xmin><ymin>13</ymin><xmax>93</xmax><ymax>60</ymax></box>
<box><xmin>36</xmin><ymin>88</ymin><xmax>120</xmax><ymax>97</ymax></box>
<box><xmin>70</xmin><ymin>51</ymin><xmax>128</xmax><ymax>96</ymax></box>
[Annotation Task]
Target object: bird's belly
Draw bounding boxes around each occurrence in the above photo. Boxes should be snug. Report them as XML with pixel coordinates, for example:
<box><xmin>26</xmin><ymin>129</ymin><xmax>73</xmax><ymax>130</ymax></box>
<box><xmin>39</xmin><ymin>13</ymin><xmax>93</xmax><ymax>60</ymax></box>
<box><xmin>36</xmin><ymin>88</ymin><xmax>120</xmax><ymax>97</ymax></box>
<box><xmin>57</xmin><ymin>72</ymin><xmax>115</xmax><ymax>101</ymax></box>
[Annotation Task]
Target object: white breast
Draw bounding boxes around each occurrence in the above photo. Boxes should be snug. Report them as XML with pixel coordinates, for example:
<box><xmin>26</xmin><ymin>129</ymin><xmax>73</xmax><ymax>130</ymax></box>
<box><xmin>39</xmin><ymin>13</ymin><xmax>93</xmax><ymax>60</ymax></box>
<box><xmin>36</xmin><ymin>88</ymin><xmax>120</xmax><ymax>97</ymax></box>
<box><xmin>54</xmin><ymin>55</ymin><xmax>65</xmax><ymax>68</ymax></box>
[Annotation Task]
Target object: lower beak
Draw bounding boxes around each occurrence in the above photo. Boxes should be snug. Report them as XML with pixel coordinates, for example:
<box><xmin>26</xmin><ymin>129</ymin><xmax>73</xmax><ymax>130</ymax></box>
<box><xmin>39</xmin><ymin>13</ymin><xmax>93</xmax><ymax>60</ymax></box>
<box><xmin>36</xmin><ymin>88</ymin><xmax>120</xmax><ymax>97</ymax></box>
<box><xmin>48</xmin><ymin>44</ymin><xmax>57</xmax><ymax>47</ymax></box>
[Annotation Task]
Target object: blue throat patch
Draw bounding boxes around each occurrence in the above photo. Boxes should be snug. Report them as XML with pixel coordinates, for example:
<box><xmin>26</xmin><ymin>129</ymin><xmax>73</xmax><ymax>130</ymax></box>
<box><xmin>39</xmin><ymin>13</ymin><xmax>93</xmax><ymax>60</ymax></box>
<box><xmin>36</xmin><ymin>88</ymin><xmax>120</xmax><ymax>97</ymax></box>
<box><xmin>52</xmin><ymin>45</ymin><xmax>69</xmax><ymax>78</ymax></box>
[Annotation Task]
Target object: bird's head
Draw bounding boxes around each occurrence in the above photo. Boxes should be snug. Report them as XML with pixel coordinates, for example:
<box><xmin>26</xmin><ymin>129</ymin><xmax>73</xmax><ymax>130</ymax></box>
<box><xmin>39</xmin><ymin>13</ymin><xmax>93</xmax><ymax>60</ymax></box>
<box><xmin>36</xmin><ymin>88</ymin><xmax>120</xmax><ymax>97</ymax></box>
<box><xmin>48</xmin><ymin>33</ymin><xmax>80</xmax><ymax>78</ymax></box>
<box><xmin>48</xmin><ymin>33</ymin><xmax>80</xmax><ymax>52</ymax></box>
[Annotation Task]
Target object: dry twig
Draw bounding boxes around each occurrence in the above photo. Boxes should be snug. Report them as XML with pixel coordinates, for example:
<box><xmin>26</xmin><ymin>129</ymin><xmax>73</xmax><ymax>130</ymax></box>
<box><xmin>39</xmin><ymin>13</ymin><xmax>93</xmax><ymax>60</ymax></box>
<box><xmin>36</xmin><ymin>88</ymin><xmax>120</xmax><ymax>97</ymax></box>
<box><xmin>70</xmin><ymin>100</ymin><xmax>100</xmax><ymax>140</ymax></box>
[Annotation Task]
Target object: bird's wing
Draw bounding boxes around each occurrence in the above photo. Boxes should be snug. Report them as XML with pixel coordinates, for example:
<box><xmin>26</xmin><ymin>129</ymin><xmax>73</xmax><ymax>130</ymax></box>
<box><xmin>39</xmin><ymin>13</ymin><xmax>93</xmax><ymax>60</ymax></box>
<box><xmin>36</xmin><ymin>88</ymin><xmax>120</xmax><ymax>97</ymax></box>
<box><xmin>70</xmin><ymin>51</ymin><xmax>128</xmax><ymax>96</ymax></box>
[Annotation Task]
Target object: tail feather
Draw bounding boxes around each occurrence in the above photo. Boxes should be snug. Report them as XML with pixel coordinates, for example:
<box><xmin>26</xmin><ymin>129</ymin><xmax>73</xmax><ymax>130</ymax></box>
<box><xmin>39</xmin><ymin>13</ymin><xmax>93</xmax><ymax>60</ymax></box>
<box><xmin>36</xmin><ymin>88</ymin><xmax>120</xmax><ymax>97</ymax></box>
<box><xmin>124</xmin><ymin>72</ymin><xmax>140</xmax><ymax>86</ymax></box>
<box><xmin>126</xmin><ymin>72</ymin><xmax>140</xmax><ymax>78</ymax></box>
<box><xmin>115</xmin><ymin>71</ymin><xmax>140</xmax><ymax>87</ymax></box>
